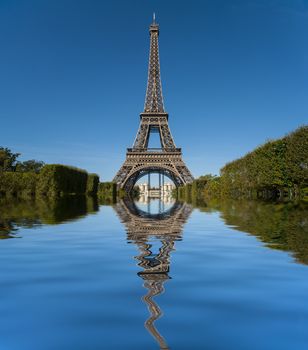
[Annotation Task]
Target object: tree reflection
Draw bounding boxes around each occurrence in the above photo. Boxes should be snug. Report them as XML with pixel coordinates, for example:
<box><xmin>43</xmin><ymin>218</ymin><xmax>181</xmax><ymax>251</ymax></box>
<box><xmin>0</xmin><ymin>196</ymin><xmax>99</xmax><ymax>238</ymax></box>
<box><xmin>114</xmin><ymin>198</ymin><xmax>192</xmax><ymax>349</ymax></box>
<box><xmin>192</xmin><ymin>198</ymin><xmax>308</xmax><ymax>265</ymax></box>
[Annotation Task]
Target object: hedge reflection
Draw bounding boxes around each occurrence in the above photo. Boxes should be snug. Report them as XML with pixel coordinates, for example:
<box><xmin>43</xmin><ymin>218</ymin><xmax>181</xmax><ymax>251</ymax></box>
<box><xmin>0</xmin><ymin>196</ymin><xmax>98</xmax><ymax>239</ymax></box>
<box><xmin>191</xmin><ymin>198</ymin><xmax>308</xmax><ymax>265</ymax></box>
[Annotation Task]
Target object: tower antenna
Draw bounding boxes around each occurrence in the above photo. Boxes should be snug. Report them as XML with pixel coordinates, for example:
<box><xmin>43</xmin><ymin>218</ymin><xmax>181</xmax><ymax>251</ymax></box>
<box><xmin>153</xmin><ymin>12</ymin><xmax>156</xmax><ymax>23</ymax></box>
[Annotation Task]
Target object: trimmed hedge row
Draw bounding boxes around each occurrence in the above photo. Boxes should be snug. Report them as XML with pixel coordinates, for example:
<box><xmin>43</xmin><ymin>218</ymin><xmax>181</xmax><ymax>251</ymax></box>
<box><xmin>0</xmin><ymin>172</ymin><xmax>38</xmax><ymax>197</ymax></box>
<box><xmin>178</xmin><ymin>126</ymin><xmax>308</xmax><ymax>200</ymax></box>
<box><xmin>177</xmin><ymin>179</ymin><xmax>208</xmax><ymax>202</ymax></box>
<box><xmin>87</xmin><ymin>174</ymin><xmax>100</xmax><ymax>195</ymax></box>
<box><xmin>98</xmin><ymin>182</ymin><xmax>117</xmax><ymax>201</ymax></box>
<box><xmin>0</xmin><ymin>164</ymin><xmax>100</xmax><ymax>197</ymax></box>
<box><xmin>37</xmin><ymin>165</ymin><xmax>88</xmax><ymax>196</ymax></box>
<box><xmin>217</xmin><ymin>126</ymin><xmax>308</xmax><ymax>198</ymax></box>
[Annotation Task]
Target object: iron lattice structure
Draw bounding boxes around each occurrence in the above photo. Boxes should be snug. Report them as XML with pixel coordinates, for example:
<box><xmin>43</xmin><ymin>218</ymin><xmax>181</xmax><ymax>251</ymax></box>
<box><xmin>114</xmin><ymin>16</ymin><xmax>194</xmax><ymax>192</ymax></box>
<box><xmin>113</xmin><ymin>199</ymin><xmax>193</xmax><ymax>349</ymax></box>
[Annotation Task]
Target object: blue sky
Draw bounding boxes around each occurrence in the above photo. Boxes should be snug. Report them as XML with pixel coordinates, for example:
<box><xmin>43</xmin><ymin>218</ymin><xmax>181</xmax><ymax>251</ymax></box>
<box><xmin>1</xmin><ymin>0</ymin><xmax>307</xmax><ymax>180</ymax></box>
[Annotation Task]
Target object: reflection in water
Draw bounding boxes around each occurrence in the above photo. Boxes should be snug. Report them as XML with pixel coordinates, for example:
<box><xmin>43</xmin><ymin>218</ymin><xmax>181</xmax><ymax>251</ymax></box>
<box><xmin>0</xmin><ymin>194</ymin><xmax>308</xmax><ymax>349</ymax></box>
<box><xmin>137</xmin><ymin>194</ymin><xmax>176</xmax><ymax>214</ymax></box>
<box><xmin>0</xmin><ymin>196</ymin><xmax>99</xmax><ymax>239</ymax></box>
<box><xmin>114</xmin><ymin>198</ymin><xmax>192</xmax><ymax>349</ymax></box>
<box><xmin>191</xmin><ymin>198</ymin><xmax>308</xmax><ymax>265</ymax></box>
<box><xmin>138</xmin><ymin>195</ymin><xmax>175</xmax><ymax>204</ymax></box>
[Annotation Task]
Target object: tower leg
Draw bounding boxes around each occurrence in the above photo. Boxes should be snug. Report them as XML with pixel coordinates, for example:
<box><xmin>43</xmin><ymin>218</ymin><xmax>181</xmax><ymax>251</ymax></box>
<box><xmin>162</xmin><ymin>174</ymin><xmax>164</xmax><ymax>197</ymax></box>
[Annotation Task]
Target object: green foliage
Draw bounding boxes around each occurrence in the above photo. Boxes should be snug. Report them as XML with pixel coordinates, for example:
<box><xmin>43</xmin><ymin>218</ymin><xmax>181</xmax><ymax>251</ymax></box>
<box><xmin>216</xmin><ymin>199</ymin><xmax>308</xmax><ymax>265</ymax></box>
<box><xmin>0</xmin><ymin>172</ymin><xmax>38</xmax><ymax>197</ymax></box>
<box><xmin>37</xmin><ymin>164</ymin><xmax>88</xmax><ymax>196</ymax></box>
<box><xmin>185</xmin><ymin>197</ymin><xmax>308</xmax><ymax>265</ymax></box>
<box><xmin>98</xmin><ymin>182</ymin><xmax>117</xmax><ymax>201</ymax></box>
<box><xmin>177</xmin><ymin>126</ymin><xmax>307</xmax><ymax>200</ymax></box>
<box><xmin>0</xmin><ymin>147</ymin><xmax>98</xmax><ymax>196</ymax></box>
<box><xmin>198</xmin><ymin>174</ymin><xmax>217</xmax><ymax>182</ymax></box>
<box><xmin>192</xmin><ymin>178</ymin><xmax>207</xmax><ymax>199</ymax></box>
<box><xmin>16</xmin><ymin>160</ymin><xmax>45</xmax><ymax>173</ymax></box>
<box><xmin>0</xmin><ymin>163</ymin><xmax>99</xmax><ymax>197</ymax></box>
<box><xmin>219</xmin><ymin>139</ymin><xmax>290</xmax><ymax>197</ymax></box>
<box><xmin>37</xmin><ymin>195</ymin><xmax>89</xmax><ymax>224</ymax></box>
<box><xmin>285</xmin><ymin>126</ymin><xmax>308</xmax><ymax>189</ymax></box>
<box><xmin>302</xmin><ymin>187</ymin><xmax>308</xmax><ymax>202</ymax></box>
<box><xmin>203</xmin><ymin>176</ymin><xmax>222</xmax><ymax>197</ymax></box>
<box><xmin>178</xmin><ymin>183</ymin><xmax>192</xmax><ymax>201</ymax></box>
<box><xmin>87</xmin><ymin>173</ymin><xmax>100</xmax><ymax>195</ymax></box>
<box><xmin>178</xmin><ymin>177</ymin><xmax>215</xmax><ymax>202</ymax></box>
<box><xmin>0</xmin><ymin>195</ymin><xmax>99</xmax><ymax>238</ymax></box>
<box><xmin>0</xmin><ymin>147</ymin><xmax>20</xmax><ymax>172</ymax></box>
<box><xmin>206</xmin><ymin>126</ymin><xmax>307</xmax><ymax>199</ymax></box>
<box><xmin>0</xmin><ymin>147</ymin><xmax>44</xmax><ymax>174</ymax></box>
<box><xmin>132</xmin><ymin>186</ymin><xmax>140</xmax><ymax>198</ymax></box>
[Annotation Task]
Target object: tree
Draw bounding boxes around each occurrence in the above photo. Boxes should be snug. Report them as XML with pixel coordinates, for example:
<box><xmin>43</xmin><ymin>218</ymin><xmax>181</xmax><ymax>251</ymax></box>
<box><xmin>15</xmin><ymin>160</ymin><xmax>45</xmax><ymax>173</ymax></box>
<box><xmin>0</xmin><ymin>147</ymin><xmax>20</xmax><ymax>172</ymax></box>
<box><xmin>285</xmin><ymin>126</ymin><xmax>308</xmax><ymax>188</ymax></box>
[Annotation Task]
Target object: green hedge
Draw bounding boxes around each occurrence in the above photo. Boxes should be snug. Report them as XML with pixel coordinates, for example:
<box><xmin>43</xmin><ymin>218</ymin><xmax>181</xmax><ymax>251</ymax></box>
<box><xmin>0</xmin><ymin>165</ymin><xmax>100</xmax><ymax>197</ymax></box>
<box><xmin>0</xmin><ymin>172</ymin><xmax>38</xmax><ymax>197</ymax></box>
<box><xmin>36</xmin><ymin>164</ymin><xmax>88</xmax><ymax>196</ymax></box>
<box><xmin>87</xmin><ymin>173</ymin><xmax>100</xmax><ymax>195</ymax></box>
<box><xmin>177</xmin><ymin>126</ymin><xmax>308</xmax><ymax>200</ymax></box>
<box><xmin>191</xmin><ymin>178</ymin><xmax>207</xmax><ymax>200</ymax></box>
<box><xmin>98</xmin><ymin>182</ymin><xmax>117</xmax><ymax>201</ymax></box>
<box><xmin>217</xmin><ymin>126</ymin><xmax>308</xmax><ymax>198</ymax></box>
<box><xmin>178</xmin><ymin>179</ymin><xmax>207</xmax><ymax>202</ymax></box>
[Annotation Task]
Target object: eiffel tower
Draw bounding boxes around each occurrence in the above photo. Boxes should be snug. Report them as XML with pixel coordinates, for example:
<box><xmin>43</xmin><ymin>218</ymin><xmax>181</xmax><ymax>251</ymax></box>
<box><xmin>114</xmin><ymin>15</ymin><xmax>194</xmax><ymax>192</ymax></box>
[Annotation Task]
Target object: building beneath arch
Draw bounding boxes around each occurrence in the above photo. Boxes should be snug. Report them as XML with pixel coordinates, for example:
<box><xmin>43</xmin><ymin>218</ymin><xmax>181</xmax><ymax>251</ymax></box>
<box><xmin>138</xmin><ymin>181</ymin><xmax>175</xmax><ymax>199</ymax></box>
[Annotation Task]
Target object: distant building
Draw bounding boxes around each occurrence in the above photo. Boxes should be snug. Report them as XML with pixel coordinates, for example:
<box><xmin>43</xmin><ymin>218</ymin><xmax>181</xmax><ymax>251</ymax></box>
<box><xmin>138</xmin><ymin>182</ymin><xmax>175</xmax><ymax>198</ymax></box>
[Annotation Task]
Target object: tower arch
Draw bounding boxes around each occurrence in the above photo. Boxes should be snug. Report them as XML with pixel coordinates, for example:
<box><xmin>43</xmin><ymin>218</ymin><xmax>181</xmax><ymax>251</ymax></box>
<box><xmin>122</xmin><ymin>164</ymin><xmax>185</xmax><ymax>193</ymax></box>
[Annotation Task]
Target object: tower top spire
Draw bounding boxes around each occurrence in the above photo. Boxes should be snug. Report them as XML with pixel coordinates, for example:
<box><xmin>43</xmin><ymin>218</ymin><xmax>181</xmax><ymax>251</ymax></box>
<box><xmin>149</xmin><ymin>13</ymin><xmax>159</xmax><ymax>34</ymax></box>
<box><xmin>144</xmin><ymin>16</ymin><xmax>164</xmax><ymax>113</ymax></box>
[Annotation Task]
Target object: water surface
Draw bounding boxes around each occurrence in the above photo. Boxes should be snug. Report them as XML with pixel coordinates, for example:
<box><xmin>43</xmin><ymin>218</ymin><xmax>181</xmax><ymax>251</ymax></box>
<box><xmin>0</xmin><ymin>196</ymin><xmax>308</xmax><ymax>350</ymax></box>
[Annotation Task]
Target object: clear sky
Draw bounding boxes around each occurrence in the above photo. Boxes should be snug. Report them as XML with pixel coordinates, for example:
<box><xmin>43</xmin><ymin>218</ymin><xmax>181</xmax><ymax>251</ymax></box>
<box><xmin>1</xmin><ymin>0</ymin><xmax>307</xmax><ymax>180</ymax></box>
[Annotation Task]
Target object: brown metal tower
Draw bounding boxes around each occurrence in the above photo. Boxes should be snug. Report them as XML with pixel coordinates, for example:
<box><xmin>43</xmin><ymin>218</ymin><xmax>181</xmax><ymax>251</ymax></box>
<box><xmin>113</xmin><ymin>15</ymin><xmax>194</xmax><ymax>192</ymax></box>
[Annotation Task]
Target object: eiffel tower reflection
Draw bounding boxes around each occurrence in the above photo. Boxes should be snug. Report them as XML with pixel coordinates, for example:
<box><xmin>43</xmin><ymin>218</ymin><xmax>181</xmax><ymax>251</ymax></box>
<box><xmin>114</xmin><ymin>197</ymin><xmax>192</xmax><ymax>349</ymax></box>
